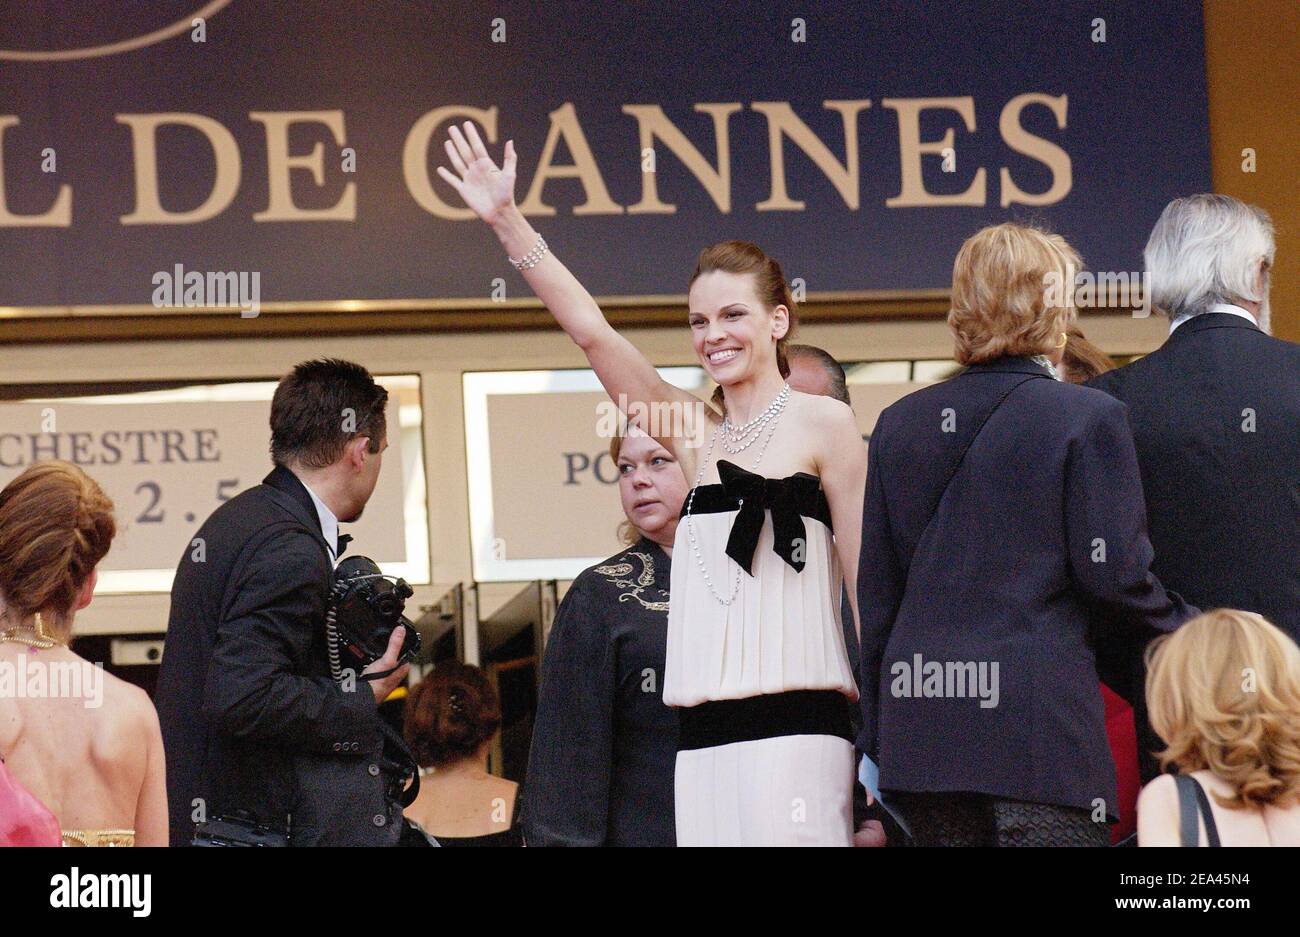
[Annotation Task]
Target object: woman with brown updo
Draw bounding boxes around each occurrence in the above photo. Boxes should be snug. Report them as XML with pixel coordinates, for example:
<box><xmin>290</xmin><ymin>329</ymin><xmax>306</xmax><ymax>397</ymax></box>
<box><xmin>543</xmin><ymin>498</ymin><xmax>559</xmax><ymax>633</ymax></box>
<box><xmin>402</xmin><ymin>660</ymin><xmax>520</xmax><ymax>846</ymax></box>
<box><xmin>441</xmin><ymin>126</ymin><xmax>865</xmax><ymax>845</ymax></box>
<box><xmin>0</xmin><ymin>460</ymin><xmax>168</xmax><ymax>846</ymax></box>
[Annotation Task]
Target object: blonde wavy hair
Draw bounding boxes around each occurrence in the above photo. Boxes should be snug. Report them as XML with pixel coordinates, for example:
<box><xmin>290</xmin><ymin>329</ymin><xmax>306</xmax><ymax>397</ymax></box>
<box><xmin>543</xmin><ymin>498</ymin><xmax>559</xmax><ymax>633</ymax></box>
<box><xmin>1146</xmin><ymin>609</ymin><xmax>1300</xmax><ymax>810</ymax></box>
<box><xmin>948</xmin><ymin>222</ymin><xmax>1081</xmax><ymax>365</ymax></box>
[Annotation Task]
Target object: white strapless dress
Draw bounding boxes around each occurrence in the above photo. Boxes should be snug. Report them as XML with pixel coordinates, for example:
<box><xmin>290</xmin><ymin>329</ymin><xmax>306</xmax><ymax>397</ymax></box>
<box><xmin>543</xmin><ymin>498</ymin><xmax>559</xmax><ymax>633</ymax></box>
<box><xmin>664</xmin><ymin>461</ymin><xmax>858</xmax><ymax>846</ymax></box>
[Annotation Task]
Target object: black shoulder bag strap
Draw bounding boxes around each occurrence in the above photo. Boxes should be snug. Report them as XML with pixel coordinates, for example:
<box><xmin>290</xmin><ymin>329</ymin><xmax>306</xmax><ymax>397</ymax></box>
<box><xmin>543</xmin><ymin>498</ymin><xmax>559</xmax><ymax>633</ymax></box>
<box><xmin>1176</xmin><ymin>773</ymin><xmax>1222</xmax><ymax>847</ymax></box>
<box><xmin>901</xmin><ymin>375</ymin><xmax>1041</xmax><ymax>582</ymax></box>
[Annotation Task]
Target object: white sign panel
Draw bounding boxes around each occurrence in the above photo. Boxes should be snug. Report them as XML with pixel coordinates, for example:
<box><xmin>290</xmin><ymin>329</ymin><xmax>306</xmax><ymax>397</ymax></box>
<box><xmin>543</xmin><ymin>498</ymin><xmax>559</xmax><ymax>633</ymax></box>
<box><xmin>0</xmin><ymin>396</ymin><xmax>413</xmax><ymax>591</ymax></box>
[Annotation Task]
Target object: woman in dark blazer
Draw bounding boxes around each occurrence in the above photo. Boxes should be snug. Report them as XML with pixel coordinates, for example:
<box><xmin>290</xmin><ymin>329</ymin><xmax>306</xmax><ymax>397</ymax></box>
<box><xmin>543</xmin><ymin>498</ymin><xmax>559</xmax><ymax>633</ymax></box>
<box><xmin>857</xmin><ymin>223</ymin><xmax>1194</xmax><ymax>846</ymax></box>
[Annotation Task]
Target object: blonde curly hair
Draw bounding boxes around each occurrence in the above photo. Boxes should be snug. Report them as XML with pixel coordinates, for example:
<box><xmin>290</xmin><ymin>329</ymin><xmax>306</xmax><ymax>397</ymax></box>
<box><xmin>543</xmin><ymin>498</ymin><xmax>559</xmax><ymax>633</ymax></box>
<box><xmin>1146</xmin><ymin>609</ymin><xmax>1300</xmax><ymax>810</ymax></box>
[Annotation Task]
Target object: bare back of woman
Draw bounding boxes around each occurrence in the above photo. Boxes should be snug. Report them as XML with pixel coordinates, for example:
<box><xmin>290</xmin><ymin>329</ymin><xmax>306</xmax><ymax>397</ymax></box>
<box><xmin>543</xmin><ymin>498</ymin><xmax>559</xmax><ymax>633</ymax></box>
<box><xmin>0</xmin><ymin>645</ymin><xmax>166</xmax><ymax>845</ymax></box>
<box><xmin>1193</xmin><ymin>770</ymin><xmax>1300</xmax><ymax>846</ymax></box>
<box><xmin>1138</xmin><ymin>610</ymin><xmax>1300</xmax><ymax>848</ymax></box>
<box><xmin>405</xmin><ymin>762</ymin><xmax>517</xmax><ymax>839</ymax></box>
<box><xmin>0</xmin><ymin>460</ymin><xmax>169</xmax><ymax>846</ymax></box>
<box><xmin>402</xmin><ymin>662</ymin><xmax>520</xmax><ymax>845</ymax></box>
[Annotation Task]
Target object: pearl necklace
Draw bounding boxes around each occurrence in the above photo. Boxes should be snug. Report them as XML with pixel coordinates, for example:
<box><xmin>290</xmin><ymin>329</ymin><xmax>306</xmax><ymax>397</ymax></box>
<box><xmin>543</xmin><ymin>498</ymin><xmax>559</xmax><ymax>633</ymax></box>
<box><xmin>719</xmin><ymin>383</ymin><xmax>790</xmax><ymax>454</ymax></box>
<box><xmin>685</xmin><ymin>384</ymin><xmax>789</xmax><ymax>605</ymax></box>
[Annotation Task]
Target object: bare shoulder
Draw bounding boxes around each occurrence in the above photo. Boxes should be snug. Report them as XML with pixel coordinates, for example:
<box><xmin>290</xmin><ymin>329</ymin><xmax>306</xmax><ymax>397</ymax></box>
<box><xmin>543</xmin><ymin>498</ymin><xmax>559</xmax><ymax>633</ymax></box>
<box><xmin>1137</xmin><ymin>772</ymin><xmax>1178</xmax><ymax>816</ymax></box>
<box><xmin>100</xmin><ymin>667</ymin><xmax>161</xmax><ymax>736</ymax></box>
<box><xmin>792</xmin><ymin>391</ymin><xmax>862</xmax><ymax>467</ymax></box>
<box><xmin>1136</xmin><ymin>772</ymin><xmax>1181</xmax><ymax>846</ymax></box>
<box><xmin>486</xmin><ymin>775</ymin><xmax>520</xmax><ymax>812</ymax></box>
<box><xmin>490</xmin><ymin>775</ymin><xmax>520</xmax><ymax>796</ymax></box>
<box><xmin>792</xmin><ymin>389</ymin><xmax>855</xmax><ymax>428</ymax></box>
<box><xmin>661</xmin><ymin>394</ymin><xmax>720</xmax><ymax>467</ymax></box>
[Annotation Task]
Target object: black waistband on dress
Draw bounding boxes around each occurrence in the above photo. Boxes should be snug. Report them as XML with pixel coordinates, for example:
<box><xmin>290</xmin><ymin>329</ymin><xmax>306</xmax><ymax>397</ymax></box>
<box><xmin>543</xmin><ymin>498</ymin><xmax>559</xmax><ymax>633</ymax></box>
<box><xmin>676</xmin><ymin>688</ymin><xmax>853</xmax><ymax>752</ymax></box>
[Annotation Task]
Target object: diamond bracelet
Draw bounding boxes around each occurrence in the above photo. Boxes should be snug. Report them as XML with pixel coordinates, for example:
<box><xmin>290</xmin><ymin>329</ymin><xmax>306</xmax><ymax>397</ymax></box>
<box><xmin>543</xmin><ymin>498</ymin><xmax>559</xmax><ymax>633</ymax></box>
<box><xmin>508</xmin><ymin>234</ymin><xmax>549</xmax><ymax>271</ymax></box>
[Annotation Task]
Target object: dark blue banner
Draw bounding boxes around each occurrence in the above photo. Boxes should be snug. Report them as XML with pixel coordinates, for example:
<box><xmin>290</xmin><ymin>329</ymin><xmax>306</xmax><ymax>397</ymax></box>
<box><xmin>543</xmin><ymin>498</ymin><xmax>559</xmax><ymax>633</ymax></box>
<box><xmin>0</xmin><ymin>0</ymin><xmax>1210</xmax><ymax>309</ymax></box>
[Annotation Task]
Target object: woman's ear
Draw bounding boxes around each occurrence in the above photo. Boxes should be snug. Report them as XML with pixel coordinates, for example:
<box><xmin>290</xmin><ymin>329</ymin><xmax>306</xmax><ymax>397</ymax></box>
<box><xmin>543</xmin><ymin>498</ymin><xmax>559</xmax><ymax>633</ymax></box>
<box><xmin>771</xmin><ymin>304</ymin><xmax>790</xmax><ymax>341</ymax></box>
<box><xmin>75</xmin><ymin>568</ymin><xmax>98</xmax><ymax>612</ymax></box>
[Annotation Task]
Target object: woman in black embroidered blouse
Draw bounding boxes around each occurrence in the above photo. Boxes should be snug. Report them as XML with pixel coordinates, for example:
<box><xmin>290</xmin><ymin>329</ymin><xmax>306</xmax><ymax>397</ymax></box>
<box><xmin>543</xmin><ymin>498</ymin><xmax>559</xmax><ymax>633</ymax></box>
<box><xmin>522</xmin><ymin>428</ymin><xmax>686</xmax><ymax>846</ymax></box>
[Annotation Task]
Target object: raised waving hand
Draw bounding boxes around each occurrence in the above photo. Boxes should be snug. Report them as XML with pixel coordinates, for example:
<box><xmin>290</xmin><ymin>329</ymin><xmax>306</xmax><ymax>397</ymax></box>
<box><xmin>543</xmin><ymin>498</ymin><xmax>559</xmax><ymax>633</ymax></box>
<box><xmin>437</xmin><ymin>123</ymin><xmax>517</xmax><ymax>226</ymax></box>
<box><xmin>437</xmin><ymin>122</ymin><xmax>710</xmax><ymax>457</ymax></box>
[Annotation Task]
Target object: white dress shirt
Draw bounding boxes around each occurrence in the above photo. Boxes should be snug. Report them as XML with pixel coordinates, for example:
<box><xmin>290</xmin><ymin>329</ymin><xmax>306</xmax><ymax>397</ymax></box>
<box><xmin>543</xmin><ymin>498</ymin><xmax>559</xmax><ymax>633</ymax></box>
<box><xmin>301</xmin><ymin>480</ymin><xmax>340</xmax><ymax>564</ymax></box>
<box><xmin>1169</xmin><ymin>302</ymin><xmax>1258</xmax><ymax>335</ymax></box>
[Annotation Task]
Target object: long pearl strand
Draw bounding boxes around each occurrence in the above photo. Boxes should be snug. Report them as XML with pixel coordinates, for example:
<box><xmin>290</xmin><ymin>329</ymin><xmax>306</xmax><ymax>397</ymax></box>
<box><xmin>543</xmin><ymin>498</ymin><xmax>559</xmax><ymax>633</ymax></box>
<box><xmin>685</xmin><ymin>383</ymin><xmax>790</xmax><ymax>605</ymax></box>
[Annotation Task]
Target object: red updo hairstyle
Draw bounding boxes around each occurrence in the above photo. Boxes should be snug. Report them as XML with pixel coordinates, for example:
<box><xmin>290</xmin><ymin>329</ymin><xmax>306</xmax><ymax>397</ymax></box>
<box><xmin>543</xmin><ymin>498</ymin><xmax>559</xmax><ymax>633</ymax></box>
<box><xmin>0</xmin><ymin>460</ymin><xmax>116</xmax><ymax>640</ymax></box>
<box><xmin>403</xmin><ymin>660</ymin><xmax>502</xmax><ymax>769</ymax></box>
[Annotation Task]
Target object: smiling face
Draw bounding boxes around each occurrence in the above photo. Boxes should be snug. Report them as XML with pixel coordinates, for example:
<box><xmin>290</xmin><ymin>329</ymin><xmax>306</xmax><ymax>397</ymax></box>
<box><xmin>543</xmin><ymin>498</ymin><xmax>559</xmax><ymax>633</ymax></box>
<box><xmin>687</xmin><ymin>269</ymin><xmax>789</xmax><ymax>386</ymax></box>
<box><xmin>616</xmin><ymin>432</ymin><xmax>688</xmax><ymax>544</ymax></box>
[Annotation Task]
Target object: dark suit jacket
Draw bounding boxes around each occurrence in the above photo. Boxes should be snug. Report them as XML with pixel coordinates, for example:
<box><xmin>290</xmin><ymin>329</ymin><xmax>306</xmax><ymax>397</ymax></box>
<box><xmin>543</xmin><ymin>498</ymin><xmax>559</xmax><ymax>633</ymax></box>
<box><xmin>155</xmin><ymin>465</ymin><xmax>403</xmax><ymax>846</ymax></box>
<box><xmin>857</xmin><ymin>356</ymin><xmax>1193</xmax><ymax>816</ymax></box>
<box><xmin>1087</xmin><ymin>312</ymin><xmax>1300</xmax><ymax>641</ymax></box>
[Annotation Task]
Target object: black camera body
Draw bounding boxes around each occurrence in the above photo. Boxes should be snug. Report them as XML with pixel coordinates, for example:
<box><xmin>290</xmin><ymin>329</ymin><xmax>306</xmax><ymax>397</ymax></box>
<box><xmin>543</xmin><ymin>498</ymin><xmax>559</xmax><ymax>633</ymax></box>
<box><xmin>192</xmin><ymin>813</ymin><xmax>290</xmax><ymax>847</ymax></box>
<box><xmin>326</xmin><ymin>555</ymin><xmax>420</xmax><ymax>681</ymax></box>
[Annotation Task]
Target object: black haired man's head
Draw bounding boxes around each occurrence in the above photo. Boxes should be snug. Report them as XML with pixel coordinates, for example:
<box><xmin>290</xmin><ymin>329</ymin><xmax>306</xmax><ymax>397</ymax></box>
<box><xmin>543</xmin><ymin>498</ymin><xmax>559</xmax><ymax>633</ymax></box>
<box><xmin>270</xmin><ymin>359</ymin><xmax>388</xmax><ymax>468</ymax></box>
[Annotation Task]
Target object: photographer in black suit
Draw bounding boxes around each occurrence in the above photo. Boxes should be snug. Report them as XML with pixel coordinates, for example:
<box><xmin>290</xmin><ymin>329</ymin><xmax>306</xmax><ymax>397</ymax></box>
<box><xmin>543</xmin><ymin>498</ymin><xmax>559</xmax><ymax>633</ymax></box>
<box><xmin>156</xmin><ymin>359</ymin><xmax>413</xmax><ymax>846</ymax></box>
<box><xmin>1088</xmin><ymin>195</ymin><xmax>1299</xmax><ymax>782</ymax></box>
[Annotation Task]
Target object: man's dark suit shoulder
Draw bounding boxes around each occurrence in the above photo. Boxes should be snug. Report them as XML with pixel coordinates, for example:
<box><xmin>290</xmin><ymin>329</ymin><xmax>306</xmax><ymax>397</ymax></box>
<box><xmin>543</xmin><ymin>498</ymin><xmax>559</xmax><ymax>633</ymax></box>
<box><xmin>1088</xmin><ymin>320</ymin><xmax>1300</xmax><ymax>398</ymax></box>
<box><xmin>1081</xmin><ymin>315</ymin><xmax>1300</xmax><ymax>646</ymax></box>
<box><xmin>187</xmin><ymin>481</ymin><xmax>330</xmax><ymax>569</ymax></box>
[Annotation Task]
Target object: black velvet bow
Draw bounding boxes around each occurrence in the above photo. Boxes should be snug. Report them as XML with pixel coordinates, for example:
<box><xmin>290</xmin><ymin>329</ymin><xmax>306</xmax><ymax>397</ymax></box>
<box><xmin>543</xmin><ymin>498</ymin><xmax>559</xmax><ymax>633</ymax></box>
<box><xmin>717</xmin><ymin>460</ymin><xmax>814</xmax><ymax>576</ymax></box>
<box><xmin>336</xmin><ymin>533</ymin><xmax>353</xmax><ymax>558</ymax></box>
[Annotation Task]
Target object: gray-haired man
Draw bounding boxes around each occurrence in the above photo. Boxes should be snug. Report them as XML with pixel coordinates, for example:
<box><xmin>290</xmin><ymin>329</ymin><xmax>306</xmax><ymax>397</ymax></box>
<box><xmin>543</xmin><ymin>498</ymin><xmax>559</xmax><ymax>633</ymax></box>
<box><xmin>1088</xmin><ymin>194</ymin><xmax>1300</xmax><ymax>774</ymax></box>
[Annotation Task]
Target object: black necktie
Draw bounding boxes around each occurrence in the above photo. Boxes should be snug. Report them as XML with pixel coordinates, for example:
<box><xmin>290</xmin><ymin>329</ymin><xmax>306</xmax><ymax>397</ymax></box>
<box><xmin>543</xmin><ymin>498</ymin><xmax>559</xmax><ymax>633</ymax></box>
<box><xmin>336</xmin><ymin>533</ymin><xmax>352</xmax><ymax>558</ymax></box>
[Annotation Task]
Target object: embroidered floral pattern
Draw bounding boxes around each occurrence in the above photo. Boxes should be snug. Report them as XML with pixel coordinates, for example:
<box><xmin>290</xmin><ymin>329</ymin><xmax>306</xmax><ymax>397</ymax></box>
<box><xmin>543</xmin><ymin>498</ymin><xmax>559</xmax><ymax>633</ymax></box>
<box><xmin>593</xmin><ymin>551</ymin><xmax>670</xmax><ymax>612</ymax></box>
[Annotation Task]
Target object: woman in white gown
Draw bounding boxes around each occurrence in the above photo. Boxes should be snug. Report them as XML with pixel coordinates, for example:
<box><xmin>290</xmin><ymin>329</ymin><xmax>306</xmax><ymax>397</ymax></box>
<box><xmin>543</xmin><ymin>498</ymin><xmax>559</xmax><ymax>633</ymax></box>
<box><xmin>438</xmin><ymin>124</ymin><xmax>867</xmax><ymax>845</ymax></box>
